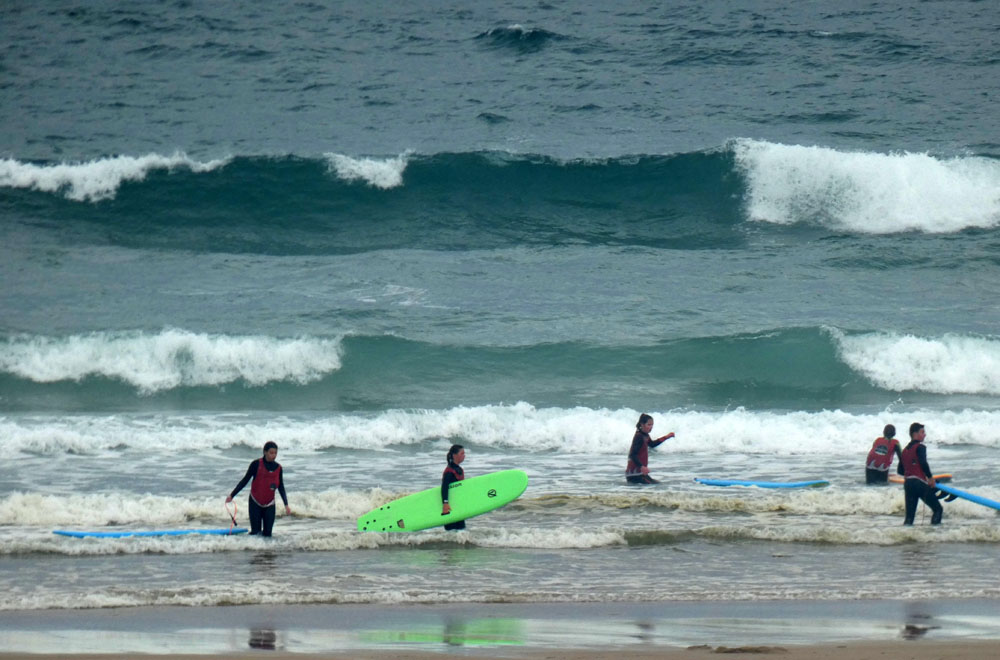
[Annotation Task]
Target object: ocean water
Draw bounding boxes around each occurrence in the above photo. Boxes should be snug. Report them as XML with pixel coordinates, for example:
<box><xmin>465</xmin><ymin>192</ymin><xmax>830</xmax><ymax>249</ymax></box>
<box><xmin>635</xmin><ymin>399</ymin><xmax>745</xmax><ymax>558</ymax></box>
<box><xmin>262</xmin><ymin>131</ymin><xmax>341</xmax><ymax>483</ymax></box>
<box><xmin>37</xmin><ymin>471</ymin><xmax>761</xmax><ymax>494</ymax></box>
<box><xmin>2</xmin><ymin>1</ymin><xmax>1000</xmax><ymax>613</ymax></box>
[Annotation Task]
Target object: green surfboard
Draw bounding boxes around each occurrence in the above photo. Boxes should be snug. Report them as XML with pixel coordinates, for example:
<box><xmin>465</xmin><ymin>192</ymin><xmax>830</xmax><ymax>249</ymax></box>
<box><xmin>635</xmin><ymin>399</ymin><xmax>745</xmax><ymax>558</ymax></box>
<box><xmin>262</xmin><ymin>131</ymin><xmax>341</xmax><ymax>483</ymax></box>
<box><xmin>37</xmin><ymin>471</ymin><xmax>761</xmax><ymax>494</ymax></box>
<box><xmin>357</xmin><ymin>469</ymin><xmax>528</xmax><ymax>532</ymax></box>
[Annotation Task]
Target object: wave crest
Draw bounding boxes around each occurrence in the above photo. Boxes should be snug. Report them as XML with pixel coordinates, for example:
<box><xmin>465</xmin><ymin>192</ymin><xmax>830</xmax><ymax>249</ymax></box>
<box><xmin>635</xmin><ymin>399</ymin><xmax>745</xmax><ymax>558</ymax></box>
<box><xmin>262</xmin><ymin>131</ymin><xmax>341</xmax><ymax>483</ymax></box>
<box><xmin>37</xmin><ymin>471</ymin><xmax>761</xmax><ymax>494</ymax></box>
<box><xmin>833</xmin><ymin>329</ymin><xmax>1000</xmax><ymax>395</ymax></box>
<box><xmin>0</xmin><ymin>152</ymin><xmax>229</xmax><ymax>202</ymax></box>
<box><xmin>733</xmin><ymin>138</ymin><xmax>1000</xmax><ymax>233</ymax></box>
<box><xmin>0</xmin><ymin>329</ymin><xmax>343</xmax><ymax>393</ymax></box>
<box><xmin>475</xmin><ymin>25</ymin><xmax>564</xmax><ymax>53</ymax></box>
<box><xmin>323</xmin><ymin>152</ymin><xmax>409</xmax><ymax>189</ymax></box>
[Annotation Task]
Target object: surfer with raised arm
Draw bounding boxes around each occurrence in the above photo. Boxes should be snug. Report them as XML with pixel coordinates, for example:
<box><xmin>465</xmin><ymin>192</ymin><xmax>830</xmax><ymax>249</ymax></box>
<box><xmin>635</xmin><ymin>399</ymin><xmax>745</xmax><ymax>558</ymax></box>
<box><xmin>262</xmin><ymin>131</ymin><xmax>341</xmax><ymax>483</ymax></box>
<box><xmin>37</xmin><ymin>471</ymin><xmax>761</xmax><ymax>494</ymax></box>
<box><xmin>226</xmin><ymin>441</ymin><xmax>291</xmax><ymax>537</ymax></box>
<box><xmin>441</xmin><ymin>444</ymin><xmax>466</xmax><ymax>530</ymax></box>
<box><xmin>865</xmin><ymin>424</ymin><xmax>902</xmax><ymax>484</ymax></box>
<box><xmin>898</xmin><ymin>422</ymin><xmax>943</xmax><ymax>525</ymax></box>
<box><xmin>626</xmin><ymin>414</ymin><xmax>675</xmax><ymax>484</ymax></box>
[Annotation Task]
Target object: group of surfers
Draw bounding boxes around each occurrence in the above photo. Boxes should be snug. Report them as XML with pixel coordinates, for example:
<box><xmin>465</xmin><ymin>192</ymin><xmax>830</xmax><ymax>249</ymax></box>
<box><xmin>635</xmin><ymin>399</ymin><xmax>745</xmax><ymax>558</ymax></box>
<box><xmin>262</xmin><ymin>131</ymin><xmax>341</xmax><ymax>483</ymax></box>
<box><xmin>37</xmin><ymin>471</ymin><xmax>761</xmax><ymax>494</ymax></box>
<box><xmin>224</xmin><ymin>440</ymin><xmax>467</xmax><ymax>537</ymax></box>
<box><xmin>225</xmin><ymin>414</ymin><xmax>945</xmax><ymax>537</ymax></box>
<box><xmin>866</xmin><ymin>421</ymin><xmax>946</xmax><ymax>525</ymax></box>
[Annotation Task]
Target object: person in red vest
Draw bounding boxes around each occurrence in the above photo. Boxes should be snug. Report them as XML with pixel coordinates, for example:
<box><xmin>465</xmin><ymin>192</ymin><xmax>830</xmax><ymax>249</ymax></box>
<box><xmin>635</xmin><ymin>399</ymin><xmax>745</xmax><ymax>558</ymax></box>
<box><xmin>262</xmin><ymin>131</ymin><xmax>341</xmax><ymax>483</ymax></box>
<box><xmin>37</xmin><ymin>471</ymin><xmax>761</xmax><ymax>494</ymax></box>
<box><xmin>226</xmin><ymin>441</ymin><xmax>291</xmax><ymax>536</ymax></box>
<box><xmin>865</xmin><ymin>424</ymin><xmax>902</xmax><ymax>484</ymax></box>
<box><xmin>441</xmin><ymin>444</ymin><xmax>466</xmax><ymax>530</ymax></box>
<box><xmin>626</xmin><ymin>413</ymin><xmax>675</xmax><ymax>484</ymax></box>
<box><xmin>898</xmin><ymin>422</ymin><xmax>942</xmax><ymax>525</ymax></box>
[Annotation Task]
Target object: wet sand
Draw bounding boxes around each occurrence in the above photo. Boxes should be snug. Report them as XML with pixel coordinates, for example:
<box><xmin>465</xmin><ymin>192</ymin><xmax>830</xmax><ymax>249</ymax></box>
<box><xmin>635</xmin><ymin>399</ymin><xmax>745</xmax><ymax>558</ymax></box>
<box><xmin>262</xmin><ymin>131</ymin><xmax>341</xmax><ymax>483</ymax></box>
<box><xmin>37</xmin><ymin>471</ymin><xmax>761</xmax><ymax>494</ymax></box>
<box><xmin>1</xmin><ymin>600</ymin><xmax>999</xmax><ymax>657</ymax></box>
<box><xmin>3</xmin><ymin>645</ymin><xmax>1000</xmax><ymax>660</ymax></box>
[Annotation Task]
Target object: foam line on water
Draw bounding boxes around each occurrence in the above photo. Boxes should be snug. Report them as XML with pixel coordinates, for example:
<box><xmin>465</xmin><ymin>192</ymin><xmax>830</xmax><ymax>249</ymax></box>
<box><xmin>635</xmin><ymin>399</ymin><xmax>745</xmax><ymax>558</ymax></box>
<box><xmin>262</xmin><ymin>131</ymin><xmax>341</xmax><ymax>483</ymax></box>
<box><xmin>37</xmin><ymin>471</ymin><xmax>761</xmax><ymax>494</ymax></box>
<box><xmin>0</xmin><ymin>153</ymin><xmax>229</xmax><ymax>201</ymax></box>
<box><xmin>6</xmin><ymin>405</ymin><xmax>1000</xmax><ymax>455</ymax></box>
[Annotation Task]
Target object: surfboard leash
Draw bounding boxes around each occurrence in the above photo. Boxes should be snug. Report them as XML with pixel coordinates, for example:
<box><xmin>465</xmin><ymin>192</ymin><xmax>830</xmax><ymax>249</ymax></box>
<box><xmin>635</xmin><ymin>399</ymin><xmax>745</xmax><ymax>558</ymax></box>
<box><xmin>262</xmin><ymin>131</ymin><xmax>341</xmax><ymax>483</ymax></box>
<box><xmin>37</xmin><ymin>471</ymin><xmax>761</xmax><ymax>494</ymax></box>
<box><xmin>225</xmin><ymin>501</ymin><xmax>238</xmax><ymax>534</ymax></box>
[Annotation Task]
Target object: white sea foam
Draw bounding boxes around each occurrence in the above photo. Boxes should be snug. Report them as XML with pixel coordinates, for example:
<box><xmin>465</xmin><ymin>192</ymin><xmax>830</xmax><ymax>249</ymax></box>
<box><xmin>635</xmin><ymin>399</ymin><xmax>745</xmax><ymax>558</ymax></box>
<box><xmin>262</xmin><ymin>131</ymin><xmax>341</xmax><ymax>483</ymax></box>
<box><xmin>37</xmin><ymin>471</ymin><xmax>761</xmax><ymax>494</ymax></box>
<box><xmin>293</xmin><ymin>526</ymin><xmax>626</xmax><ymax>552</ymax></box>
<box><xmin>7</xmin><ymin>483</ymin><xmax>1000</xmax><ymax>547</ymax></box>
<box><xmin>693</xmin><ymin>522</ymin><xmax>1000</xmax><ymax>545</ymax></box>
<box><xmin>323</xmin><ymin>152</ymin><xmax>409</xmax><ymax>189</ymax></box>
<box><xmin>7</xmin><ymin>582</ymin><xmax>1000</xmax><ymax>612</ymax></box>
<box><xmin>1</xmin><ymin>585</ymin><xmax>487</xmax><ymax>611</ymax></box>
<box><xmin>6</xmin><ymin>404</ymin><xmax>1000</xmax><ymax>456</ymax></box>
<box><xmin>0</xmin><ymin>152</ymin><xmax>229</xmax><ymax>202</ymax></box>
<box><xmin>0</xmin><ymin>489</ymin><xmax>374</xmax><ymax>528</ymax></box>
<box><xmin>2</xmin><ymin>492</ymin><xmax>291</xmax><ymax>530</ymax></box>
<box><xmin>525</xmin><ymin>489</ymin><xmax>919</xmax><ymax>517</ymax></box>
<box><xmin>0</xmin><ymin>329</ymin><xmax>343</xmax><ymax>393</ymax></box>
<box><xmin>732</xmin><ymin>138</ymin><xmax>1000</xmax><ymax>233</ymax></box>
<box><xmin>832</xmin><ymin>329</ymin><xmax>1000</xmax><ymax>395</ymax></box>
<box><xmin>6</xmin><ymin>511</ymin><xmax>999</xmax><ymax>562</ymax></box>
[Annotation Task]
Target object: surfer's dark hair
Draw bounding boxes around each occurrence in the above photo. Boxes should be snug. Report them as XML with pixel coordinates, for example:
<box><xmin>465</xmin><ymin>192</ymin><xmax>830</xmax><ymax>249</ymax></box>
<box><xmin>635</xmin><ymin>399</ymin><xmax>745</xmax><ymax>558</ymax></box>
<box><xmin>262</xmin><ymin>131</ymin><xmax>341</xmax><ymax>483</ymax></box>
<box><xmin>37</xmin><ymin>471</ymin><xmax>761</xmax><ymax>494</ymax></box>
<box><xmin>447</xmin><ymin>444</ymin><xmax>464</xmax><ymax>462</ymax></box>
<box><xmin>883</xmin><ymin>424</ymin><xmax>896</xmax><ymax>439</ymax></box>
<box><xmin>909</xmin><ymin>422</ymin><xmax>924</xmax><ymax>438</ymax></box>
<box><xmin>263</xmin><ymin>441</ymin><xmax>278</xmax><ymax>454</ymax></box>
<box><xmin>636</xmin><ymin>414</ymin><xmax>653</xmax><ymax>430</ymax></box>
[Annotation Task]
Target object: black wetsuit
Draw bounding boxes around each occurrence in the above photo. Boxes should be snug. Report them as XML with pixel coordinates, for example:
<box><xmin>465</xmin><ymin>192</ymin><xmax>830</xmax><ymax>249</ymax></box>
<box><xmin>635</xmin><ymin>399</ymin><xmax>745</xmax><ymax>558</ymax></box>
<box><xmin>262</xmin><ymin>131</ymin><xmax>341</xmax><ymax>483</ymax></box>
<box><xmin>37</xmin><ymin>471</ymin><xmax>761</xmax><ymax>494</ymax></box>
<box><xmin>899</xmin><ymin>441</ymin><xmax>942</xmax><ymax>525</ymax></box>
<box><xmin>626</xmin><ymin>430</ymin><xmax>669</xmax><ymax>484</ymax></box>
<box><xmin>230</xmin><ymin>459</ymin><xmax>288</xmax><ymax>536</ymax></box>
<box><xmin>441</xmin><ymin>461</ymin><xmax>465</xmax><ymax>530</ymax></box>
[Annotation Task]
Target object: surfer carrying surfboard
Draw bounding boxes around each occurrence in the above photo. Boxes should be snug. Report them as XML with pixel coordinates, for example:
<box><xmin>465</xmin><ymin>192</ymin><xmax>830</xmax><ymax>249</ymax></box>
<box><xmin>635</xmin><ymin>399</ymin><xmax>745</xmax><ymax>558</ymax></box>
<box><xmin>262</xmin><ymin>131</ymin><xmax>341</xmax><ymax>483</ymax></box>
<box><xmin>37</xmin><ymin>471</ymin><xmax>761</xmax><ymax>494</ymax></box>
<box><xmin>865</xmin><ymin>424</ymin><xmax>902</xmax><ymax>484</ymax></box>
<box><xmin>441</xmin><ymin>444</ymin><xmax>466</xmax><ymax>530</ymax></box>
<box><xmin>898</xmin><ymin>423</ymin><xmax>943</xmax><ymax>525</ymax></box>
<box><xmin>226</xmin><ymin>441</ymin><xmax>291</xmax><ymax>537</ymax></box>
<box><xmin>626</xmin><ymin>414</ymin><xmax>675</xmax><ymax>484</ymax></box>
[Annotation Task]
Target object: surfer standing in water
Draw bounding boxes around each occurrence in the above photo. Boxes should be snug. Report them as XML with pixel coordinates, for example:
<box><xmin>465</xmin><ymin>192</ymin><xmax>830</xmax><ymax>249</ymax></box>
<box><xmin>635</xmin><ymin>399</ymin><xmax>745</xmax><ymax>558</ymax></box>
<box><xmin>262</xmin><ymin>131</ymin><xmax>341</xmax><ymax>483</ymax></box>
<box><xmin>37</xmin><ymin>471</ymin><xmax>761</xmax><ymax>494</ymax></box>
<box><xmin>626</xmin><ymin>414</ymin><xmax>675</xmax><ymax>484</ymax></box>
<box><xmin>226</xmin><ymin>441</ymin><xmax>291</xmax><ymax>537</ymax></box>
<box><xmin>441</xmin><ymin>444</ymin><xmax>466</xmax><ymax>530</ymax></box>
<box><xmin>898</xmin><ymin>422</ymin><xmax>943</xmax><ymax>525</ymax></box>
<box><xmin>865</xmin><ymin>424</ymin><xmax>902</xmax><ymax>484</ymax></box>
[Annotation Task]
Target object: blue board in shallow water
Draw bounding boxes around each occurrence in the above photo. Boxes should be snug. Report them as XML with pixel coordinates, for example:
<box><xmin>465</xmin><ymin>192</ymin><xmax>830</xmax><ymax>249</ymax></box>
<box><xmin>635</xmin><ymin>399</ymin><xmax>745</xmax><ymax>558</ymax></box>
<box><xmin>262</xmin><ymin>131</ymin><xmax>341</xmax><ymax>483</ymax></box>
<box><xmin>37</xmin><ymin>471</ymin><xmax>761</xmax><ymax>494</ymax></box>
<box><xmin>935</xmin><ymin>484</ymin><xmax>1000</xmax><ymax>512</ymax></box>
<box><xmin>53</xmin><ymin>528</ymin><xmax>248</xmax><ymax>538</ymax></box>
<box><xmin>694</xmin><ymin>478</ymin><xmax>830</xmax><ymax>489</ymax></box>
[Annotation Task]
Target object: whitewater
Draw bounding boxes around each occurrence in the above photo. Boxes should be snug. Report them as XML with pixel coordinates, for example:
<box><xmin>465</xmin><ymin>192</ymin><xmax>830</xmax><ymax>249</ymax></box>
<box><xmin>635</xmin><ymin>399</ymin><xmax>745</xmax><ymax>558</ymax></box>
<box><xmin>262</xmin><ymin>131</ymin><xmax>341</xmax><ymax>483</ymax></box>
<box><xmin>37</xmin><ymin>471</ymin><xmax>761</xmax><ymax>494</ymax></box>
<box><xmin>3</xmin><ymin>0</ymin><xmax>999</xmax><ymax>617</ymax></box>
<box><xmin>4</xmin><ymin>140</ymin><xmax>999</xmax><ymax>235</ymax></box>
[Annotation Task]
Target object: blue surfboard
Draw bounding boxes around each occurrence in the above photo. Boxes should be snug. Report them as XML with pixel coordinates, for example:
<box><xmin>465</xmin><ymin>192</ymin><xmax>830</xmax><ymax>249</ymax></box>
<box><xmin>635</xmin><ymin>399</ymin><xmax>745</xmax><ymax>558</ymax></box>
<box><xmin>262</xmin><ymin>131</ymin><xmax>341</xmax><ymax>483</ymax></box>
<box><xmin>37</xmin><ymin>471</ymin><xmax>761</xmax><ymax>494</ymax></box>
<box><xmin>53</xmin><ymin>528</ymin><xmax>248</xmax><ymax>538</ymax></box>
<box><xmin>935</xmin><ymin>484</ymin><xmax>1000</xmax><ymax>512</ymax></box>
<box><xmin>694</xmin><ymin>478</ymin><xmax>830</xmax><ymax>489</ymax></box>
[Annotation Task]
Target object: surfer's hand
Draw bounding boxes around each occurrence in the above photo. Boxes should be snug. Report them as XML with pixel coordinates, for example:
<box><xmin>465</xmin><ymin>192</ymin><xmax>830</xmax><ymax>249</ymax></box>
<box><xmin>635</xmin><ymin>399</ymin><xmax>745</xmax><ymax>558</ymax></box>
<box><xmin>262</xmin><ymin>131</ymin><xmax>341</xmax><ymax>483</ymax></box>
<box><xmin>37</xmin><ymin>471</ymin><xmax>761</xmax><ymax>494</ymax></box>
<box><xmin>658</xmin><ymin>432</ymin><xmax>675</xmax><ymax>442</ymax></box>
<box><xmin>640</xmin><ymin>466</ymin><xmax>650</xmax><ymax>475</ymax></box>
<box><xmin>928</xmin><ymin>477</ymin><xmax>936</xmax><ymax>488</ymax></box>
<box><xmin>225</xmin><ymin>496</ymin><xmax>233</xmax><ymax>503</ymax></box>
<box><xmin>285</xmin><ymin>505</ymin><xmax>291</xmax><ymax>515</ymax></box>
<box><xmin>442</xmin><ymin>503</ymin><xmax>451</xmax><ymax>515</ymax></box>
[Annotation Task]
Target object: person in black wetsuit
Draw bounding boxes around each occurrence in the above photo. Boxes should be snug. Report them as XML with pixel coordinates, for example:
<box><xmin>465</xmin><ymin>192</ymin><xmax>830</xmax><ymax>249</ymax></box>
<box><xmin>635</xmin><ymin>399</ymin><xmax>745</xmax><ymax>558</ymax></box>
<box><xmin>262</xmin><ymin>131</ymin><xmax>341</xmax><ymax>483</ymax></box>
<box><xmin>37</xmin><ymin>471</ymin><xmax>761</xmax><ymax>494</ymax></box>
<box><xmin>626</xmin><ymin>413</ymin><xmax>675</xmax><ymax>484</ymax></box>
<box><xmin>898</xmin><ymin>422</ymin><xmax>943</xmax><ymax>525</ymax></box>
<box><xmin>441</xmin><ymin>444</ymin><xmax>466</xmax><ymax>530</ymax></box>
<box><xmin>226</xmin><ymin>441</ymin><xmax>291</xmax><ymax>536</ymax></box>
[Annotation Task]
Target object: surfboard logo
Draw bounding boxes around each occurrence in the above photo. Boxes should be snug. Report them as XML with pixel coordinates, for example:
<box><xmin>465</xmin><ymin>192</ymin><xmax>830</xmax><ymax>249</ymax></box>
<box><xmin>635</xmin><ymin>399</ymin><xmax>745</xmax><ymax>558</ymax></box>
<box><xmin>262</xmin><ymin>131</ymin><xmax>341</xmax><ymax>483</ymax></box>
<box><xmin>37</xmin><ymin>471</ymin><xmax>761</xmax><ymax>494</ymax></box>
<box><xmin>487</xmin><ymin>489</ymin><xmax>497</xmax><ymax>498</ymax></box>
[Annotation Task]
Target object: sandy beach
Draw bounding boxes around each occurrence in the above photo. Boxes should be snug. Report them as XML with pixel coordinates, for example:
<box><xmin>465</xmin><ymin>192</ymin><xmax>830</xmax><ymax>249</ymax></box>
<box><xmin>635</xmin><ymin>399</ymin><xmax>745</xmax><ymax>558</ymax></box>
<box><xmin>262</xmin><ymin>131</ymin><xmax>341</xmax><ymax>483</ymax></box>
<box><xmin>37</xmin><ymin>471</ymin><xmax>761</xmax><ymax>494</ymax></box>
<box><xmin>2</xmin><ymin>640</ymin><xmax>1000</xmax><ymax>660</ymax></box>
<box><xmin>2</xmin><ymin>644</ymin><xmax>1000</xmax><ymax>660</ymax></box>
